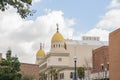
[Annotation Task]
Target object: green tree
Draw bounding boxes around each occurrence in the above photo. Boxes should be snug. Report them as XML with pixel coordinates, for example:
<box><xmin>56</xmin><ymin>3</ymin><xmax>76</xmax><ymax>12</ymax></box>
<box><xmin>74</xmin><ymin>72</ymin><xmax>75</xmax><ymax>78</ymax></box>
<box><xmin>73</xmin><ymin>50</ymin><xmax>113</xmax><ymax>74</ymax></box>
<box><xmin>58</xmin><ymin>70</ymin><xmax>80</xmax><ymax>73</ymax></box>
<box><xmin>0</xmin><ymin>0</ymin><xmax>33</xmax><ymax>18</ymax></box>
<box><xmin>48</xmin><ymin>67</ymin><xmax>57</xmax><ymax>80</ymax></box>
<box><xmin>51</xmin><ymin>69</ymin><xmax>57</xmax><ymax>80</ymax></box>
<box><xmin>77</xmin><ymin>67</ymin><xmax>85</xmax><ymax>80</ymax></box>
<box><xmin>0</xmin><ymin>49</ymin><xmax>21</xmax><ymax>80</ymax></box>
<box><xmin>39</xmin><ymin>72</ymin><xmax>46</xmax><ymax>80</ymax></box>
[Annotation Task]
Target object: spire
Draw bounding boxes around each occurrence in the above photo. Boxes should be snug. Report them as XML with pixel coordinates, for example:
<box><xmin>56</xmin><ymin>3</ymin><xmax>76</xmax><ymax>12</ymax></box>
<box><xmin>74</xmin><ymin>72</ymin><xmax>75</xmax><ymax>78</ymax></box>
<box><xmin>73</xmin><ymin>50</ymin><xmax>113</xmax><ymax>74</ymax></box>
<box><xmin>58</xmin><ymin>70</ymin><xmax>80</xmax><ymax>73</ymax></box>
<box><xmin>56</xmin><ymin>23</ymin><xmax>59</xmax><ymax>32</ymax></box>
<box><xmin>43</xmin><ymin>43</ymin><xmax>45</xmax><ymax>49</ymax></box>
<box><xmin>40</xmin><ymin>43</ymin><xmax>42</xmax><ymax>50</ymax></box>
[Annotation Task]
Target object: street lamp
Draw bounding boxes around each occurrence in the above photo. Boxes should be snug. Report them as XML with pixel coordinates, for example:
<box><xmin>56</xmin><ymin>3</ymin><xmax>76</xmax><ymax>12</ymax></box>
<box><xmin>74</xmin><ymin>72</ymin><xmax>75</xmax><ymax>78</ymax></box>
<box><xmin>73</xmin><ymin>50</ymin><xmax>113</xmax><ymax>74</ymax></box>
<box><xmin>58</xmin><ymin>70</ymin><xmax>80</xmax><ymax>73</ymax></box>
<box><xmin>74</xmin><ymin>56</ymin><xmax>77</xmax><ymax>80</ymax></box>
<box><xmin>104</xmin><ymin>67</ymin><xmax>107</xmax><ymax>80</ymax></box>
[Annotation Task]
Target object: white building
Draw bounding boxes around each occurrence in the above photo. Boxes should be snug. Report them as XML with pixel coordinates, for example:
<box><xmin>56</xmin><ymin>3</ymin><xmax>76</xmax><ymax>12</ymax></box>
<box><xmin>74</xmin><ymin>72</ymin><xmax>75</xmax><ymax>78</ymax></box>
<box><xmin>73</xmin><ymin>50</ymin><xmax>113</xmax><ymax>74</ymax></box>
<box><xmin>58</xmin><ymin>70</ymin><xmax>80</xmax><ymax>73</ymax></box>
<box><xmin>36</xmin><ymin>26</ymin><xmax>106</xmax><ymax>80</ymax></box>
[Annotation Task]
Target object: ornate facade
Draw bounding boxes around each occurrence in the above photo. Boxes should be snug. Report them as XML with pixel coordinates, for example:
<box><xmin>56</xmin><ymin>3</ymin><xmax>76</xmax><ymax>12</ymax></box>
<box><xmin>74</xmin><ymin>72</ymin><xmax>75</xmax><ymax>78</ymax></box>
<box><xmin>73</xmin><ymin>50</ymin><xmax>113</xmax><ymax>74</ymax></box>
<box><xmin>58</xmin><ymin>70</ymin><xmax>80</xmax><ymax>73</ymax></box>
<box><xmin>36</xmin><ymin>25</ymin><xmax>106</xmax><ymax>80</ymax></box>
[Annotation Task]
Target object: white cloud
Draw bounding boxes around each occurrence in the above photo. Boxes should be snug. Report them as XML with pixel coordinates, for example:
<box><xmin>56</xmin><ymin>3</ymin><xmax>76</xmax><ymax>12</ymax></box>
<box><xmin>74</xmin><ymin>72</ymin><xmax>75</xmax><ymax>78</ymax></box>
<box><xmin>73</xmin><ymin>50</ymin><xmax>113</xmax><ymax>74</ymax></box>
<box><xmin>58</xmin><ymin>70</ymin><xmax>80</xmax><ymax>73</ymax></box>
<box><xmin>81</xmin><ymin>0</ymin><xmax>120</xmax><ymax>41</ymax></box>
<box><xmin>32</xmin><ymin>0</ymin><xmax>43</xmax><ymax>3</ymax></box>
<box><xmin>2</xmin><ymin>0</ymin><xmax>120</xmax><ymax>64</ymax></box>
<box><xmin>96</xmin><ymin>9</ymin><xmax>120</xmax><ymax>30</ymax></box>
<box><xmin>0</xmin><ymin>10</ymin><xmax>75</xmax><ymax>63</ymax></box>
<box><xmin>84</xmin><ymin>28</ymin><xmax>109</xmax><ymax>41</ymax></box>
<box><xmin>108</xmin><ymin>0</ymin><xmax>120</xmax><ymax>9</ymax></box>
<box><xmin>72</xmin><ymin>28</ymin><xmax>109</xmax><ymax>41</ymax></box>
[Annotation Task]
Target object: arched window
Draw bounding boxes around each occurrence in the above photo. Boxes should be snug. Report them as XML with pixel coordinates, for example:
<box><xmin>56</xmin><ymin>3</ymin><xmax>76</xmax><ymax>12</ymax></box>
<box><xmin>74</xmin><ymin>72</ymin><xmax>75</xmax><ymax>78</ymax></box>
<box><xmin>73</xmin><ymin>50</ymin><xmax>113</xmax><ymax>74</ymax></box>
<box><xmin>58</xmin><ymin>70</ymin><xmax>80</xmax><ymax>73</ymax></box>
<box><xmin>64</xmin><ymin>43</ymin><xmax>67</xmax><ymax>49</ymax></box>
<box><xmin>59</xmin><ymin>44</ymin><xmax>60</xmax><ymax>48</ymax></box>
<box><xmin>53</xmin><ymin>44</ymin><xmax>55</xmax><ymax>48</ymax></box>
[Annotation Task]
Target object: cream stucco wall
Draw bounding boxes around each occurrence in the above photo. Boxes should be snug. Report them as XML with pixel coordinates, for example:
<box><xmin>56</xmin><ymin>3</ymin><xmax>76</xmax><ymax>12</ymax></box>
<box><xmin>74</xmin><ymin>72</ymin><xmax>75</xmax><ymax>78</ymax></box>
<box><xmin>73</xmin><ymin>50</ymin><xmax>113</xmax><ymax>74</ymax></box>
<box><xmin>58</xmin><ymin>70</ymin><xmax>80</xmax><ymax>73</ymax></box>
<box><xmin>47</xmin><ymin>56</ymin><xmax>69</xmax><ymax>67</ymax></box>
<box><xmin>66</xmin><ymin>43</ymin><xmax>102</xmax><ymax>67</ymax></box>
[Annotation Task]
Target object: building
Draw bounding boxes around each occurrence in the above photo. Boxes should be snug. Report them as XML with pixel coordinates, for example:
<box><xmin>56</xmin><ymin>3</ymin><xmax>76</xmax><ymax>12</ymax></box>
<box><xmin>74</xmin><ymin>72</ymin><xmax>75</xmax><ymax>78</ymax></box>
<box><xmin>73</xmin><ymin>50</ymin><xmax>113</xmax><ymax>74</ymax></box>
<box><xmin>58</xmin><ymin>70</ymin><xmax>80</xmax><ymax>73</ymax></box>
<box><xmin>92</xmin><ymin>46</ymin><xmax>109</xmax><ymax>80</ymax></box>
<box><xmin>109</xmin><ymin>28</ymin><xmax>120</xmax><ymax>80</ymax></box>
<box><xmin>0</xmin><ymin>53</ymin><xmax>39</xmax><ymax>80</ymax></box>
<box><xmin>20</xmin><ymin>63</ymin><xmax>39</xmax><ymax>80</ymax></box>
<box><xmin>36</xmin><ymin>25</ymin><xmax>107</xmax><ymax>80</ymax></box>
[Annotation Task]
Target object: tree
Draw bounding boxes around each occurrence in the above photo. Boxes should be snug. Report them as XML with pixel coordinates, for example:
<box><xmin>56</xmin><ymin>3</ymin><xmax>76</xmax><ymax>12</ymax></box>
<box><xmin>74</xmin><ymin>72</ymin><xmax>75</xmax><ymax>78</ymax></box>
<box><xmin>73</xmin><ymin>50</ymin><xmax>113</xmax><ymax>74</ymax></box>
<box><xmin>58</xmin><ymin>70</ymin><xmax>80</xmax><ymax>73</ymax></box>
<box><xmin>39</xmin><ymin>72</ymin><xmax>46</xmax><ymax>80</ymax></box>
<box><xmin>48</xmin><ymin>67</ymin><xmax>57</xmax><ymax>80</ymax></box>
<box><xmin>0</xmin><ymin>0</ymin><xmax>33</xmax><ymax>18</ymax></box>
<box><xmin>77</xmin><ymin>67</ymin><xmax>85</xmax><ymax>80</ymax></box>
<box><xmin>0</xmin><ymin>49</ymin><xmax>21</xmax><ymax>80</ymax></box>
<box><xmin>51</xmin><ymin>69</ymin><xmax>57</xmax><ymax>80</ymax></box>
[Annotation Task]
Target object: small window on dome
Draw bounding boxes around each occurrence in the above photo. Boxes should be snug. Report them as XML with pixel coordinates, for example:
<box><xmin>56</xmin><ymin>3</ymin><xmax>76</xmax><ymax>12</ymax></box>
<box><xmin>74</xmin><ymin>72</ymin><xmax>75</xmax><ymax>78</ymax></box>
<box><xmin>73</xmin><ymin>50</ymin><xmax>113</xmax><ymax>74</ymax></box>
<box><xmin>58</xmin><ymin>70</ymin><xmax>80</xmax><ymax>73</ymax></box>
<box><xmin>53</xmin><ymin>44</ymin><xmax>55</xmax><ymax>48</ymax></box>
<box><xmin>59</xmin><ymin>44</ymin><xmax>60</xmax><ymax>48</ymax></box>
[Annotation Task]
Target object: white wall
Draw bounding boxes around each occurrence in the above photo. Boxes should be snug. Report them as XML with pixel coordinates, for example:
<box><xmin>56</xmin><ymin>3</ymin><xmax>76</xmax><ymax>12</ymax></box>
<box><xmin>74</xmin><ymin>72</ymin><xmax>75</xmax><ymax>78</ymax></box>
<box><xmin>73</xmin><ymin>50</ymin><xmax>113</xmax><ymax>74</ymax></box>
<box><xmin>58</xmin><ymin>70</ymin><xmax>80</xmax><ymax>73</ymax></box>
<box><xmin>47</xmin><ymin>56</ymin><xmax>69</xmax><ymax>67</ymax></box>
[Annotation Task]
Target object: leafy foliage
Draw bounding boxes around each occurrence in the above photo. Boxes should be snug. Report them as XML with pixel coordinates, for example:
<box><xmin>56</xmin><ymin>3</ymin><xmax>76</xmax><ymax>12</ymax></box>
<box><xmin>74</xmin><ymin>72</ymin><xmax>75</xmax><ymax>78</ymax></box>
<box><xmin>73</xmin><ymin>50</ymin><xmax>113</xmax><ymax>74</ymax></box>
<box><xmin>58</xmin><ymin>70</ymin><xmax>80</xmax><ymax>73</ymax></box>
<box><xmin>39</xmin><ymin>72</ymin><xmax>47</xmax><ymax>80</ymax></box>
<box><xmin>0</xmin><ymin>0</ymin><xmax>33</xmax><ymax>18</ymax></box>
<box><xmin>48</xmin><ymin>67</ymin><xmax>57</xmax><ymax>80</ymax></box>
<box><xmin>77</xmin><ymin>67</ymin><xmax>85</xmax><ymax>80</ymax></box>
<box><xmin>0</xmin><ymin>49</ymin><xmax>21</xmax><ymax>80</ymax></box>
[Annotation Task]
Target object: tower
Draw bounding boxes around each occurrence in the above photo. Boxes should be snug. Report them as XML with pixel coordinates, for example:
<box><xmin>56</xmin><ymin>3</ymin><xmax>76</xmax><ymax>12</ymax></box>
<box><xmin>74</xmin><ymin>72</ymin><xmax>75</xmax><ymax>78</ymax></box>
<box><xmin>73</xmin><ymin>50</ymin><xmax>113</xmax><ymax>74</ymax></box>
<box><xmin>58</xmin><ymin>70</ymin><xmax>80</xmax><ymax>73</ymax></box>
<box><xmin>36</xmin><ymin>43</ymin><xmax>45</xmax><ymax>64</ymax></box>
<box><xmin>51</xmin><ymin>24</ymin><xmax>66</xmax><ymax>53</ymax></box>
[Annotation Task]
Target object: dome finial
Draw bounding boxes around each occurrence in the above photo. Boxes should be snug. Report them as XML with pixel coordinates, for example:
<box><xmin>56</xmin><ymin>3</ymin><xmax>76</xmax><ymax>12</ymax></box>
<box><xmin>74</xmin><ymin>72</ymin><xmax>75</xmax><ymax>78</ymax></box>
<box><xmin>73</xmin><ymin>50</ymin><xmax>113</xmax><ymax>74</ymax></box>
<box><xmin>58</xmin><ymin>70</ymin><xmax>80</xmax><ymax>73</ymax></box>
<box><xmin>40</xmin><ymin>43</ymin><xmax>42</xmax><ymax>49</ymax></box>
<box><xmin>56</xmin><ymin>23</ymin><xmax>59</xmax><ymax>32</ymax></box>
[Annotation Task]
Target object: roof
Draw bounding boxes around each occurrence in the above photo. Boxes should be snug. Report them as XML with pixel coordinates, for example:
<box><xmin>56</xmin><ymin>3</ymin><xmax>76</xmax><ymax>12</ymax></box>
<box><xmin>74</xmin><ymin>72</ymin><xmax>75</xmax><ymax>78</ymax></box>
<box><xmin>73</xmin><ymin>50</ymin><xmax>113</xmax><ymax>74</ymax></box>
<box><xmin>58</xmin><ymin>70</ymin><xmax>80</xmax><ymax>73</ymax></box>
<box><xmin>36</xmin><ymin>49</ymin><xmax>45</xmax><ymax>57</ymax></box>
<box><xmin>65</xmin><ymin>39</ymin><xmax>108</xmax><ymax>46</ymax></box>
<box><xmin>51</xmin><ymin>32</ymin><xmax>65</xmax><ymax>42</ymax></box>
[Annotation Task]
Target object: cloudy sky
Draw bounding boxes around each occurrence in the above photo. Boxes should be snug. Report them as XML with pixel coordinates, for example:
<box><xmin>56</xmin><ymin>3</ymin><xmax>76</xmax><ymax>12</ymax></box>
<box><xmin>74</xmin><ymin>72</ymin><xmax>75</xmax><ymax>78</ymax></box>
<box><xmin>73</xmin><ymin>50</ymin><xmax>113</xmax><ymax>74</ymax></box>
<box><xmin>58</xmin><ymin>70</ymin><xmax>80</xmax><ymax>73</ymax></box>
<box><xmin>0</xmin><ymin>0</ymin><xmax>120</xmax><ymax>63</ymax></box>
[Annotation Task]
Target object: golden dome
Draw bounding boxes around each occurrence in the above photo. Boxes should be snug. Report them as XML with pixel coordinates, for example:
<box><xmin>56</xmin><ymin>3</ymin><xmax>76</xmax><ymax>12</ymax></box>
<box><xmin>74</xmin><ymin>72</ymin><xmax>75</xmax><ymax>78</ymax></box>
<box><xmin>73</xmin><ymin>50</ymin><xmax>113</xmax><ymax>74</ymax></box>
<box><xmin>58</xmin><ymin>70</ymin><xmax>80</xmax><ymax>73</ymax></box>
<box><xmin>51</xmin><ymin>32</ymin><xmax>64</xmax><ymax>42</ymax></box>
<box><xmin>51</xmin><ymin>24</ymin><xmax>65</xmax><ymax>42</ymax></box>
<box><xmin>36</xmin><ymin>49</ymin><xmax>45</xmax><ymax>57</ymax></box>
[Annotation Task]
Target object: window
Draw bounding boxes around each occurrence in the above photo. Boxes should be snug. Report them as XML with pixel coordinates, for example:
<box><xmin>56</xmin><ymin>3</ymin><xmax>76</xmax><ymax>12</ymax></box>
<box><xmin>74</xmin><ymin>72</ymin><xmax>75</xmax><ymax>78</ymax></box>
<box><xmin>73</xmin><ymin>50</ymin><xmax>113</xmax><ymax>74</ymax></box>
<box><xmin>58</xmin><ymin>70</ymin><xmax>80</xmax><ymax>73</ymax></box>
<box><xmin>107</xmin><ymin>63</ymin><xmax>109</xmax><ymax>70</ymax></box>
<box><xmin>60</xmin><ymin>73</ymin><xmax>64</xmax><ymax>79</ymax></box>
<box><xmin>59</xmin><ymin>44</ymin><xmax>60</xmax><ymax>48</ymax></box>
<box><xmin>58</xmin><ymin>58</ymin><xmax>62</xmax><ymax>61</ymax></box>
<box><xmin>70</xmin><ymin>72</ymin><xmax>74</xmax><ymax>78</ymax></box>
<box><xmin>101</xmin><ymin>64</ymin><xmax>104</xmax><ymax>71</ymax></box>
<box><xmin>53</xmin><ymin>44</ymin><xmax>55</xmax><ymax>48</ymax></box>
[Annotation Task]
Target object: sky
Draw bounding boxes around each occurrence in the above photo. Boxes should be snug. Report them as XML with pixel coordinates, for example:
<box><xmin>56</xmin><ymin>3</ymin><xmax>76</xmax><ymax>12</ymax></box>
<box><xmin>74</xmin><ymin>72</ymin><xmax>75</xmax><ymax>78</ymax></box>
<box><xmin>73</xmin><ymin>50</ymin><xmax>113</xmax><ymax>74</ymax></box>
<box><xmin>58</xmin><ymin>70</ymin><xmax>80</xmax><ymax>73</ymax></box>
<box><xmin>0</xmin><ymin>0</ymin><xmax>120</xmax><ymax>63</ymax></box>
